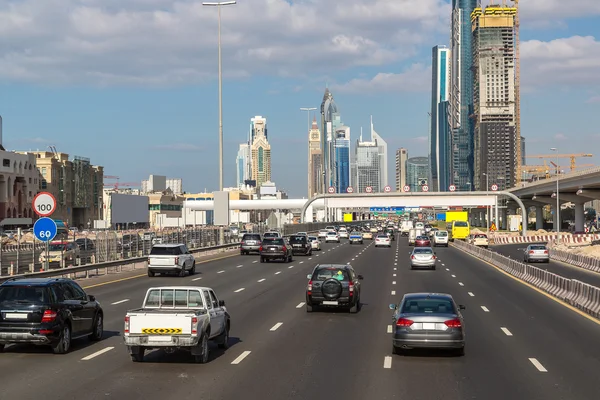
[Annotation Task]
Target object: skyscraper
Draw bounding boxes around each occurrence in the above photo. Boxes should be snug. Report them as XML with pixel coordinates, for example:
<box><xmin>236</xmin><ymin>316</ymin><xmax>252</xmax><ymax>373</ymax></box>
<box><xmin>406</xmin><ymin>157</ymin><xmax>430</xmax><ymax>192</ymax></box>
<box><xmin>471</xmin><ymin>4</ymin><xmax>517</xmax><ymax>191</ymax></box>
<box><xmin>395</xmin><ymin>148</ymin><xmax>408</xmax><ymax>191</ymax></box>
<box><xmin>450</xmin><ymin>0</ymin><xmax>478</xmax><ymax>190</ymax></box>
<box><xmin>236</xmin><ymin>143</ymin><xmax>251</xmax><ymax>188</ymax></box>
<box><xmin>250</xmin><ymin>116</ymin><xmax>271</xmax><ymax>188</ymax></box>
<box><xmin>370</xmin><ymin>116</ymin><xmax>388</xmax><ymax>190</ymax></box>
<box><xmin>308</xmin><ymin>116</ymin><xmax>323</xmax><ymax>198</ymax></box>
<box><xmin>334</xmin><ymin>125</ymin><xmax>351</xmax><ymax>192</ymax></box>
<box><xmin>320</xmin><ymin>88</ymin><xmax>348</xmax><ymax>193</ymax></box>
<box><xmin>354</xmin><ymin>129</ymin><xmax>381</xmax><ymax>193</ymax></box>
<box><xmin>430</xmin><ymin>45</ymin><xmax>452</xmax><ymax>192</ymax></box>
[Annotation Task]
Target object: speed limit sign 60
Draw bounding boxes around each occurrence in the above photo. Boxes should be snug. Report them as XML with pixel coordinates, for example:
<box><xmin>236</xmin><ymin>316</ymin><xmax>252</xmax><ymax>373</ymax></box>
<box><xmin>32</xmin><ymin>192</ymin><xmax>57</xmax><ymax>217</ymax></box>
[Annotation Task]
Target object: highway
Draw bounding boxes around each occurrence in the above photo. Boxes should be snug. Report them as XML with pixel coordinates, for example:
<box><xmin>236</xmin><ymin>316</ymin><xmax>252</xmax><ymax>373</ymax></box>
<box><xmin>491</xmin><ymin>243</ymin><xmax>600</xmax><ymax>288</ymax></box>
<box><xmin>1</xmin><ymin>239</ymin><xmax>600</xmax><ymax>399</ymax></box>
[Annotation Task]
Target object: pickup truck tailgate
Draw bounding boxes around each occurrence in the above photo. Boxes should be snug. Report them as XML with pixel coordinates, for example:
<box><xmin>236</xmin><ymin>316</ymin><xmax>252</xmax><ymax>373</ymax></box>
<box><xmin>129</xmin><ymin>313</ymin><xmax>193</xmax><ymax>335</ymax></box>
<box><xmin>149</xmin><ymin>256</ymin><xmax>177</xmax><ymax>266</ymax></box>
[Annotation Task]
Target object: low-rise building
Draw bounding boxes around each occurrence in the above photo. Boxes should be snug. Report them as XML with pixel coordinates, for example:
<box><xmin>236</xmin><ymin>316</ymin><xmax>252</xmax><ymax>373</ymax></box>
<box><xmin>0</xmin><ymin>150</ymin><xmax>40</xmax><ymax>227</ymax></box>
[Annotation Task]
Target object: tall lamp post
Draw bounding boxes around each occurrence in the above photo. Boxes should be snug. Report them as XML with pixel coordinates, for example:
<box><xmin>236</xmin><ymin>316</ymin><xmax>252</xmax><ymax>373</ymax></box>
<box><xmin>551</xmin><ymin>147</ymin><xmax>560</xmax><ymax>243</ymax></box>
<box><xmin>483</xmin><ymin>172</ymin><xmax>490</xmax><ymax>233</ymax></box>
<box><xmin>203</xmin><ymin>1</ymin><xmax>237</xmax><ymax>191</ymax></box>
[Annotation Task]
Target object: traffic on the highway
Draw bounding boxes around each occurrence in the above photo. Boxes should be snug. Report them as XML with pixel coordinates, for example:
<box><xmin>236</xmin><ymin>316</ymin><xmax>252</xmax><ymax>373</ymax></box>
<box><xmin>1</xmin><ymin>220</ymin><xmax>600</xmax><ymax>400</ymax></box>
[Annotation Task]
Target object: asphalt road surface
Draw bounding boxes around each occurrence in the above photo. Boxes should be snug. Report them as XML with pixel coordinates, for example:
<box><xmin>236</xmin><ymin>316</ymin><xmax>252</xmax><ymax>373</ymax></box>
<box><xmin>1</xmin><ymin>239</ymin><xmax>600</xmax><ymax>400</ymax></box>
<box><xmin>491</xmin><ymin>243</ymin><xmax>600</xmax><ymax>288</ymax></box>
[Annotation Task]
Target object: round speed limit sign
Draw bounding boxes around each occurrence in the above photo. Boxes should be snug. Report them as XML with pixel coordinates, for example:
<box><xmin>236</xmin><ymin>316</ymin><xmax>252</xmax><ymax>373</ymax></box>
<box><xmin>32</xmin><ymin>192</ymin><xmax>57</xmax><ymax>217</ymax></box>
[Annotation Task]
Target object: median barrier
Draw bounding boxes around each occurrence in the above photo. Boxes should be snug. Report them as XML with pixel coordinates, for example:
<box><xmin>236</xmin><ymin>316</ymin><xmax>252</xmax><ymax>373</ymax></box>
<box><xmin>453</xmin><ymin>240</ymin><xmax>600</xmax><ymax>320</ymax></box>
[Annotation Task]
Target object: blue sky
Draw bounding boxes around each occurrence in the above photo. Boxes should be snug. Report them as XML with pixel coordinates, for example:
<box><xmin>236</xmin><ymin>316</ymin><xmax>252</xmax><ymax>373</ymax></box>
<box><xmin>1</xmin><ymin>0</ymin><xmax>599</xmax><ymax>197</ymax></box>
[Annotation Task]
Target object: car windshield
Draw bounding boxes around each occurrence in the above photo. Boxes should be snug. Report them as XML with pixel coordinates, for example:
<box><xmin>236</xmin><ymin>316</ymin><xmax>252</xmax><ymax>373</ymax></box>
<box><xmin>413</xmin><ymin>248</ymin><xmax>433</xmax><ymax>254</ymax></box>
<box><xmin>242</xmin><ymin>234</ymin><xmax>261</xmax><ymax>241</ymax></box>
<box><xmin>401</xmin><ymin>297</ymin><xmax>456</xmax><ymax>314</ymax></box>
<box><xmin>454</xmin><ymin>221</ymin><xmax>468</xmax><ymax>227</ymax></box>
<box><xmin>327</xmin><ymin>232</ymin><xmax>336</xmax><ymax>235</ymax></box>
<box><xmin>0</xmin><ymin>286</ymin><xmax>50</xmax><ymax>304</ymax></box>
<box><xmin>263</xmin><ymin>238</ymin><xmax>284</xmax><ymax>245</ymax></box>
<box><xmin>312</xmin><ymin>268</ymin><xmax>350</xmax><ymax>281</ymax></box>
<box><xmin>377</xmin><ymin>235</ymin><xmax>388</xmax><ymax>238</ymax></box>
<box><xmin>289</xmin><ymin>236</ymin><xmax>306</xmax><ymax>244</ymax></box>
<box><xmin>48</xmin><ymin>244</ymin><xmax>66</xmax><ymax>251</ymax></box>
<box><xmin>530</xmin><ymin>245</ymin><xmax>546</xmax><ymax>250</ymax></box>
<box><xmin>475</xmin><ymin>234</ymin><xmax>487</xmax><ymax>238</ymax></box>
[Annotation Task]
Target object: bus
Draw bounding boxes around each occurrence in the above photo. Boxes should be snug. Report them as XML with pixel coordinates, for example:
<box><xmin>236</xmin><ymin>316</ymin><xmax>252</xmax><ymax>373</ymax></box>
<box><xmin>451</xmin><ymin>220</ymin><xmax>470</xmax><ymax>241</ymax></box>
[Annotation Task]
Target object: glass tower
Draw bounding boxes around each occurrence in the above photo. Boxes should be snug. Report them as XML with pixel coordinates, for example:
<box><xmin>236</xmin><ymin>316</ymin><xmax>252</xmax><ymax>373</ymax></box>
<box><xmin>430</xmin><ymin>45</ymin><xmax>451</xmax><ymax>192</ymax></box>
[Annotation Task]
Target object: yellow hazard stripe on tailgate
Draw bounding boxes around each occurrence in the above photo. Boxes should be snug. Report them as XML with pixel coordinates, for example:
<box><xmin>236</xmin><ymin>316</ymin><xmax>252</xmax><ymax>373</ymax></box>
<box><xmin>141</xmin><ymin>328</ymin><xmax>183</xmax><ymax>334</ymax></box>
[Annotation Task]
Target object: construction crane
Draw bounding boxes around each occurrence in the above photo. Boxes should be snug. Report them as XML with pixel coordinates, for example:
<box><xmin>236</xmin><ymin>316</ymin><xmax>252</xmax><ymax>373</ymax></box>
<box><xmin>510</xmin><ymin>0</ymin><xmax>521</xmax><ymax>184</ymax></box>
<box><xmin>103</xmin><ymin>175</ymin><xmax>139</xmax><ymax>190</ymax></box>
<box><xmin>526</xmin><ymin>153</ymin><xmax>593</xmax><ymax>171</ymax></box>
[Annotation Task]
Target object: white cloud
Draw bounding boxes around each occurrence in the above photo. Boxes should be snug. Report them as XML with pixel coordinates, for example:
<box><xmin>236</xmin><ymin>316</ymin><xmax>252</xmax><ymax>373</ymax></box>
<box><xmin>554</xmin><ymin>133</ymin><xmax>567</xmax><ymax>140</ymax></box>
<box><xmin>152</xmin><ymin>143</ymin><xmax>202</xmax><ymax>151</ymax></box>
<box><xmin>520</xmin><ymin>0</ymin><xmax>600</xmax><ymax>20</ymax></box>
<box><xmin>0</xmin><ymin>0</ymin><xmax>449</xmax><ymax>86</ymax></box>
<box><xmin>331</xmin><ymin>63</ymin><xmax>431</xmax><ymax>94</ymax></box>
<box><xmin>522</xmin><ymin>36</ymin><xmax>600</xmax><ymax>87</ymax></box>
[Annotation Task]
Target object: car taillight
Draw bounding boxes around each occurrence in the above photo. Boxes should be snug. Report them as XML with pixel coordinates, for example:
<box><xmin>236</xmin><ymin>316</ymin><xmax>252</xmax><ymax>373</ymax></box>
<box><xmin>191</xmin><ymin>317</ymin><xmax>198</xmax><ymax>335</ymax></box>
<box><xmin>174</xmin><ymin>256</ymin><xmax>179</xmax><ymax>264</ymax></box>
<box><xmin>259</xmin><ymin>245</ymin><xmax>263</xmax><ymax>251</ymax></box>
<box><xmin>41</xmin><ymin>310</ymin><xmax>57</xmax><ymax>323</ymax></box>
<box><xmin>411</xmin><ymin>255</ymin><xmax>415</xmax><ymax>259</ymax></box>
<box><xmin>307</xmin><ymin>280</ymin><xmax>312</xmax><ymax>295</ymax></box>
<box><xmin>396</xmin><ymin>318</ymin><xmax>413</xmax><ymax>327</ymax></box>
<box><xmin>148</xmin><ymin>257</ymin><xmax>151</xmax><ymax>263</ymax></box>
<box><xmin>348</xmin><ymin>281</ymin><xmax>354</xmax><ymax>296</ymax></box>
<box><xmin>432</xmin><ymin>255</ymin><xmax>436</xmax><ymax>259</ymax></box>
<box><xmin>529</xmin><ymin>250</ymin><xmax>534</xmax><ymax>254</ymax></box>
<box><xmin>282</xmin><ymin>246</ymin><xmax>287</xmax><ymax>252</ymax></box>
<box><xmin>544</xmin><ymin>250</ymin><xmax>548</xmax><ymax>254</ymax></box>
<box><xmin>124</xmin><ymin>316</ymin><xmax>130</xmax><ymax>333</ymax></box>
<box><xmin>444</xmin><ymin>318</ymin><xmax>462</xmax><ymax>328</ymax></box>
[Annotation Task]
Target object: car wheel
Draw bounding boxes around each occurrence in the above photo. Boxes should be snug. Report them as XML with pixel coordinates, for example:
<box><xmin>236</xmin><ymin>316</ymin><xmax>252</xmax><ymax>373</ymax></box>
<box><xmin>89</xmin><ymin>312</ymin><xmax>103</xmax><ymax>341</ymax></box>
<box><xmin>0</xmin><ymin>344</ymin><xmax>4</xmax><ymax>353</ymax></box>
<box><xmin>349</xmin><ymin>300</ymin><xmax>359</xmax><ymax>314</ymax></box>
<box><xmin>147</xmin><ymin>269</ymin><xmax>155</xmax><ymax>277</ymax></box>
<box><xmin>194</xmin><ymin>334</ymin><xmax>210</xmax><ymax>364</ymax></box>
<box><xmin>289</xmin><ymin>255</ymin><xmax>293</xmax><ymax>262</ymax></box>
<box><xmin>260</xmin><ymin>256</ymin><xmax>264</xmax><ymax>263</ymax></box>
<box><xmin>455</xmin><ymin>347</ymin><xmax>465</xmax><ymax>356</ymax></box>
<box><xmin>432</xmin><ymin>265</ymin><xmax>436</xmax><ymax>270</ymax></box>
<box><xmin>130</xmin><ymin>347</ymin><xmax>145</xmax><ymax>362</ymax></box>
<box><xmin>392</xmin><ymin>345</ymin><xmax>403</xmax><ymax>355</ymax></box>
<box><xmin>179</xmin><ymin>267</ymin><xmax>186</xmax><ymax>277</ymax></box>
<box><xmin>52</xmin><ymin>324</ymin><xmax>71</xmax><ymax>354</ymax></box>
<box><xmin>217</xmin><ymin>323</ymin><xmax>230</xmax><ymax>349</ymax></box>
<box><xmin>190</xmin><ymin>262</ymin><xmax>196</xmax><ymax>275</ymax></box>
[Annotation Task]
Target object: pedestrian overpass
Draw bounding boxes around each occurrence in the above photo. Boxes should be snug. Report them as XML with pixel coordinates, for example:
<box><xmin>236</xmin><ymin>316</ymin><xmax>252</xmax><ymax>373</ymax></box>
<box><xmin>184</xmin><ymin>191</ymin><xmax>528</xmax><ymax>235</ymax></box>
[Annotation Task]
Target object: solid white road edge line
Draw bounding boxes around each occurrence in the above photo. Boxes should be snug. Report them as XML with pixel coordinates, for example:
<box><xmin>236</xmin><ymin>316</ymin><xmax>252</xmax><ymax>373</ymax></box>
<box><xmin>296</xmin><ymin>302</ymin><xmax>305</xmax><ymax>308</ymax></box>
<box><xmin>81</xmin><ymin>346</ymin><xmax>115</xmax><ymax>360</ymax></box>
<box><xmin>501</xmin><ymin>327</ymin><xmax>513</xmax><ymax>336</ymax></box>
<box><xmin>111</xmin><ymin>299</ymin><xmax>129</xmax><ymax>305</ymax></box>
<box><xmin>231</xmin><ymin>351</ymin><xmax>252</xmax><ymax>365</ymax></box>
<box><xmin>383</xmin><ymin>356</ymin><xmax>392</xmax><ymax>369</ymax></box>
<box><xmin>270</xmin><ymin>322</ymin><xmax>283</xmax><ymax>331</ymax></box>
<box><xmin>481</xmin><ymin>306</ymin><xmax>490</xmax><ymax>312</ymax></box>
<box><xmin>529</xmin><ymin>358</ymin><xmax>547</xmax><ymax>372</ymax></box>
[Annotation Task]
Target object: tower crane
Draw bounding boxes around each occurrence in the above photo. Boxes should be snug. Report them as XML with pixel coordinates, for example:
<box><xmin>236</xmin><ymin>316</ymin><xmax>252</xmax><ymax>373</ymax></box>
<box><xmin>526</xmin><ymin>153</ymin><xmax>593</xmax><ymax>171</ymax></box>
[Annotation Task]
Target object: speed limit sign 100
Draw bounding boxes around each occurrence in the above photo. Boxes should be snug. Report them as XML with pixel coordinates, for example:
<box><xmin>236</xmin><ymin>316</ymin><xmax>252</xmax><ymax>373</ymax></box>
<box><xmin>32</xmin><ymin>192</ymin><xmax>57</xmax><ymax>217</ymax></box>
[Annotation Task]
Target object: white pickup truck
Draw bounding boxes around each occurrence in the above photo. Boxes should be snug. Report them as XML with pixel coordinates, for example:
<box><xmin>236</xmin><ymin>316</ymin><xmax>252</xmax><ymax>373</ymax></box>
<box><xmin>123</xmin><ymin>286</ymin><xmax>231</xmax><ymax>363</ymax></box>
<box><xmin>147</xmin><ymin>244</ymin><xmax>196</xmax><ymax>277</ymax></box>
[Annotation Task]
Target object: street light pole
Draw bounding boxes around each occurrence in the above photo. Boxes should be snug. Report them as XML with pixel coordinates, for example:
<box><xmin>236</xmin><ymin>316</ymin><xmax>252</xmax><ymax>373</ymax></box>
<box><xmin>551</xmin><ymin>147</ymin><xmax>560</xmax><ymax>243</ymax></box>
<box><xmin>484</xmin><ymin>172</ymin><xmax>489</xmax><ymax>233</ymax></box>
<box><xmin>203</xmin><ymin>1</ymin><xmax>237</xmax><ymax>191</ymax></box>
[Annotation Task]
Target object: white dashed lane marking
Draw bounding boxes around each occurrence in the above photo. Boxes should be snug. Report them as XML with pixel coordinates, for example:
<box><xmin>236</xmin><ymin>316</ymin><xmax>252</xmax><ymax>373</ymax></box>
<box><xmin>468</xmin><ymin>292</ymin><xmax>475</xmax><ymax>297</ymax></box>
<box><xmin>383</xmin><ymin>356</ymin><xmax>392</xmax><ymax>369</ymax></box>
<box><xmin>217</xmin><ymin>270</ymin><xmax>225</xmax><ymax>274</ymax></box>
<box><xmin>270</xmin><ymin>323</ymin><xmax>283</xmax><ymax>331</ymax></box>
<box><xmin>252</xmin><ymin>260</ymin><xmax>258</xmax><ymax>263</ymax></box>
<box><xmin>481</xmin><ymin>306</ymin><xmax>490</xmax><ymax>312</ymax></box>
<box><xmin>458</xmin><ymin>282</ymin><xmax>464</xmax><ymax>286</ymax></box>
<box><xmin>451</xmin><ymin>274</ymin><xmax>456</xmax><ymax>278</ymax></box>
<box><xmin>275</xmin><ymin>271</ymin><xmax>281</xmax><ymax>275</ymax></box>
<box><xmin>296</xmin><ymin>302</ymin><xmax>305</xmax><ymax>308</ymax></box>
<box><xmin>391</xmin><ymin>290</ymin><xmax>396</xmax><ymax>295</ymax></box>
<box><xmin>231</xmin><ymin>351</ymin><xmax>252</xmax><ymax>365</ymax></box>
<box><xmin>192</xmin><ymin>277</ymin><xmax>203</xmax><ymax>281</ymax></box>
<box><xmin>236</xmin><ymin>265</ymin><xmax>243</xmax><ymax>268</ymax></box>
<box><xmin>81</xmin><ymin>347</ymin><xmax>114</xmax><ymax>361</ymax></box>
<box><xmin>234</xmin><ymin>288</ymin><xmax>245</xmax><ymax>293</ymax></box>
<box><xmin>387</xmin><ymin>325</ymin><xmax>393</xmax><ymax>333</ymax></box>
<box><xmin>258</xmin><ymin>279</ymin><xmax>266</xmax><ymax>283</ymax></box>
<box><xmin>529</xmin><ymin>358</ymin><xmax>547</xmax><ymax>372</ymax></box>
<box><xmin>111</xmin><ymin>299</ymin><xmax>129</xmax><ymax>305</ymax></box>
<box><xmin>501</xmin><ymin>327</ymin><xmax>513</xmax><ymax>336</ymax></box>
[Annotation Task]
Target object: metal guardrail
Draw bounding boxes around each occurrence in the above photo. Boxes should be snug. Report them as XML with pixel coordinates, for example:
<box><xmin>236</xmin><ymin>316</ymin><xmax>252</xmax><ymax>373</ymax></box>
<box><xmin>454</xmin><ymin>240</ymin><xmax>600</xmax><ymax>319</ymax></box>
<box><xmin>0</xmin><ymin>242</ymin><xmax>242</xmax><ymax>284</ymax></box>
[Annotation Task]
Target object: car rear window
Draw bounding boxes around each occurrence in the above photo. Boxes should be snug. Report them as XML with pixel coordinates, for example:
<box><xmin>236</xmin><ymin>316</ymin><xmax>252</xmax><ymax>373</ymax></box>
<box><xmin>263</xmin><ymin>238</ymin><xmax>284</xmax><ymax>245</ymax></box>
<box><xmin>308</xmin><ymin>236</ymin><xmax>317</xmax><ymax>241</ymax></box>
<box><xmin>530</xmin><ymin>245</ymin><xmax>546</xmax><ymax>250</ymax></box>
<box><xmin>289</xmin><ymin>236</ymin><xmax>306</xmax><ymax>244</ymax></box>
<box><xmin>377</xmin><ymin>235</ymin><xmax>388</xmax><ymax>238</ymax></box>
<box><xmin>263</xmin><ymin>232</ymin><xmax>279</xmax><ymax>238</ymax></box>
<box><xmin>242</xmin><ymin>234</ymin><xmax>261</xmax><ymax>241</ymax></box>
<box><xmin>327</xmin><ymin>232</ymin><xmax>337</xmax><ymax>235</ymax></box>
<box><xmin>150</xmin><ymin>246</ymin><xmax>181</xmax><ymax>255</ymax></box>
<box><xmin>401</xmin><ymin>298</ymin><xmax>455</xmax><ymax>314</ymax></box>
<box><xmin>436</xmin><ymin>231</ymin><xmax>448</xmax><ymax>237</ymax></box>
<box><xmin>312</xmin><ymin>268</ymin><xmax>350</xmax><ymax>281</ymax></box>
<box><xmin>0</xmin><ymin>286</ymin><xmax>50</xmax><ymax>304</ymax></box>
<box><xmin>454</xmin><ymin>221</ymin><xmax>468</xmax><ymax>227</ymax></box>
<box><xmin>475</xmin><ymin>234</ymin><xmax>487</xmax><ymax>238</ymax></box>
<box><xmin>413</xmin><ymin>248</ymin><xmax>433</xmax><ymax>254</ymax></box>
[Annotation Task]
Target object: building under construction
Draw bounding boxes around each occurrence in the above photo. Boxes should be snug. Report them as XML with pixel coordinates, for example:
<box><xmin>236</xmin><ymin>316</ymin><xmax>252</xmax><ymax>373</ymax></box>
<box><xmin>471</xmin><ymin>4</ymin><xmax>518</xmax><ymax>191</ymax></box>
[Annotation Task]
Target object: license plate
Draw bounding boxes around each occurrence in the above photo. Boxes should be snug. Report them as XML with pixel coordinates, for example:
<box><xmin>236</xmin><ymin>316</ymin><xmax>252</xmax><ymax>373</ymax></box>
<box><xmin>149</xmin><ymin>336</ymin><xmax>173</xmax><ymax>342</ymax></box>
<box><xmin>293</xmin><ymin>244</ymin><xmax>302</xmax><ymax>247</ymax></box>
<box><xmin>322</xmin><ymin>301</ymin><xmax>338</xmax><ymax>305</ymax></box>
<box><xmin>5</xmin><ymin>313</ymin><xmax>28</xmax><ymax>320</ymax></box>
<box><xmin>422</xmin><ymin>323</ymin><xmax>436</xmax><ymax>330</ymax></box>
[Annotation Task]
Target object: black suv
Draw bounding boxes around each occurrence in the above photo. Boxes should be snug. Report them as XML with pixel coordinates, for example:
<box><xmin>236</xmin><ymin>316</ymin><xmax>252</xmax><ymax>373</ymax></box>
<box><xmin>288</xmin><ymin>235</ymin><xmax>312</xmax><ymax>256</ymax></box>
<box><xmin>306</xmin><ymin>264</ymin><xmax>364</xmax><ymax>313</ymax></box>
<box><xmin>0</xmin><ymin>278</ymin><xmax>104</xmax><ymax>354</ymax></box>
<box><xmin>260</xmin><ymin>237</ymin><xmax>293</xmax><ymax>263</ymax></box>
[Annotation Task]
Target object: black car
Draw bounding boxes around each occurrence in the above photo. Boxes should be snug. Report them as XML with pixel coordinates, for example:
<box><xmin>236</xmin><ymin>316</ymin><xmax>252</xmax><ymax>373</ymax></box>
<box><xmin>305</xmin><ymin>264</ymin><xmax>364</xmax><ymax>313</ymax></box>
<box><xmin>288</xmin><ymin>235</ymin><xmax>312</xmax><ymax>256</ymax></box>
<box><xmin>0</xmin><ymin>278</ymin><xmax>104</xmax><ymax>354</ymax></box>
<box><xmin>260</xmin><ymin>237</ymin><xmax>293</xmax><ymax>263</ymax></box>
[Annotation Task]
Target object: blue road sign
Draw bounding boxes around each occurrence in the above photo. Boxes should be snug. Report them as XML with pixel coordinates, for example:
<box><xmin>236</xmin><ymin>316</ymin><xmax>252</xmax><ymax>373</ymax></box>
<box><xmin>369</xmin><ymin>206</ymin><xmax>405</xmax><ymax>212</ymax></box>
<box><xmin>34</xmin><ymin>217</ymin><xmax>58</xmax><ymax>242</ymax></box>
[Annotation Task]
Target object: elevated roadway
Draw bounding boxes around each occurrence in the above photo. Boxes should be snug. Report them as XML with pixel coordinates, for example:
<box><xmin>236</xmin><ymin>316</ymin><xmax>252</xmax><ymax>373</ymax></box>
<box><xmin>2</xmin><ymin>238</ymin><xmax>599</xmax><ymax>399</ymax></box>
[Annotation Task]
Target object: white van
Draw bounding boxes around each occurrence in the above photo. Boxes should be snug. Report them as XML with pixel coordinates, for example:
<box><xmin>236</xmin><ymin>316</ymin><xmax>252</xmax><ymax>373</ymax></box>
<box><xmin>433</xmin><ymin>230</ymin><xmax>449</xmax><ymax>247</ymax></box>
<box><xmin>408</xmin><ymin>228</ymin><xmax>423</xmax><ymax>246</ymax></box>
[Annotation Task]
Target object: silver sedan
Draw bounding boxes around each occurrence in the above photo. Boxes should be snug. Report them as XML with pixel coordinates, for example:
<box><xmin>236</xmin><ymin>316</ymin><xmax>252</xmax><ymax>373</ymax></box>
<box><xmin>410</xmin><ymin>247</ymin><xmax>437</xmax><ymax>270</ymax></box>
<box><xmin>389</xmin><ymin>292</ymin><xmax>466</xmax><ymax>356</ymax></box>
<box><xmin>523</xmin><ymin>244</ymin><xmax>550</xmax><ymax>263</ymax></box>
